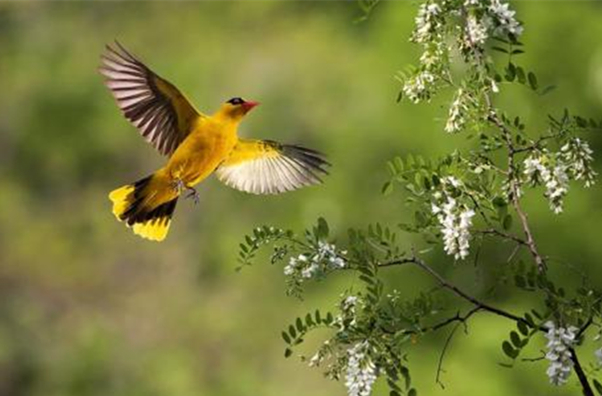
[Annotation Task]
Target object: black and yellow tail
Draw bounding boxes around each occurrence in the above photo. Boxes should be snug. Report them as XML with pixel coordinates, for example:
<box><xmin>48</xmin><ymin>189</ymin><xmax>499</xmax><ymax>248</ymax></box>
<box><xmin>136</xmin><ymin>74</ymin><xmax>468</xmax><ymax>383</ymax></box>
<box><xmin>109</xmin><ymin>175</ymin><xmax>178</xmax><ymax>242</ymax></box>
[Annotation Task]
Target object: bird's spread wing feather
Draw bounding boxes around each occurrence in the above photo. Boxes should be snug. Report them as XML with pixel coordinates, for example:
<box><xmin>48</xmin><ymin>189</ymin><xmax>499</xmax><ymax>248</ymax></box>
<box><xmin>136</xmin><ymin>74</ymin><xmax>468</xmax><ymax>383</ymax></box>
<box><xmin>99</xmin><ymin>41</ymin><xmax>203</xmax><ymax>156</ymax></box>
<box><xmin>215</xmin><ymin>139</ymin><xmax>330</xmax><ymax>195</ymax></box>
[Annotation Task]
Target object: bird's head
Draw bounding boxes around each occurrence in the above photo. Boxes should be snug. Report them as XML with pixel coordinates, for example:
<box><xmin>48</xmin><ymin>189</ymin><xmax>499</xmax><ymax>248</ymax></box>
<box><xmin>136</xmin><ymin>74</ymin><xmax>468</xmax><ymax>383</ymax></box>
<box><xmin>217</xmin><ymin>97</ymin><xmax>260</xmax><ymax>121</ymax></box>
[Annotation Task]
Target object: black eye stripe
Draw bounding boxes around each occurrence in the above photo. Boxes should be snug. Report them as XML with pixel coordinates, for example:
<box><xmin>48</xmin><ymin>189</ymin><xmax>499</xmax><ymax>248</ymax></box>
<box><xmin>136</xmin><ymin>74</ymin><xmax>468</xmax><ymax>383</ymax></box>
<box><xmin>227</xmin><ymin>97</ymin><xmax>244</xmax><ymax>105</ymax></box>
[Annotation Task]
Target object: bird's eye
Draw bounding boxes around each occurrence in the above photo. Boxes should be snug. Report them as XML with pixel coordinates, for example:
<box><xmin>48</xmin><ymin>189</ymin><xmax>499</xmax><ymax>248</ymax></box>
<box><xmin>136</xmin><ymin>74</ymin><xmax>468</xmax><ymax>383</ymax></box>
<box><xmin>227</xmin><ymin>97</ymin><xmax>244</xmax><ymax>105</ymax></box>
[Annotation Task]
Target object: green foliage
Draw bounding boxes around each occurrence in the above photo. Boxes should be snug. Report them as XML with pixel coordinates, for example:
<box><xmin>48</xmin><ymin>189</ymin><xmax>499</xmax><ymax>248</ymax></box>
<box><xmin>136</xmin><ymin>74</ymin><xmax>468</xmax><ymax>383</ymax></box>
<box><xmin>244</xmin><ymin>1</ymin><xmax>602</xmax><ymax>396</ymax></box>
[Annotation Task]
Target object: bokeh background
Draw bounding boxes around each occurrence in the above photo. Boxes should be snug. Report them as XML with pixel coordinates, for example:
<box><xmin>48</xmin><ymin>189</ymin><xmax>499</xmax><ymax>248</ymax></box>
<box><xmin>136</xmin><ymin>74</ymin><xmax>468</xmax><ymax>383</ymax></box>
<box><xmin>1</xmin><ymin>2</ymin><xmax>602</xmax><ymax>396</ymax></box>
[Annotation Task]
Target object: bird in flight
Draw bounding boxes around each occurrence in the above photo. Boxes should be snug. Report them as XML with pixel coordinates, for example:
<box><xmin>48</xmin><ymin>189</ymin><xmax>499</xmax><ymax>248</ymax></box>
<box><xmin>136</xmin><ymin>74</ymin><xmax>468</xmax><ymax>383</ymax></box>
<box><xmin>100</xmin><ymin>42</ymin><xmax>329</xmax><ymax>241</ymax></box>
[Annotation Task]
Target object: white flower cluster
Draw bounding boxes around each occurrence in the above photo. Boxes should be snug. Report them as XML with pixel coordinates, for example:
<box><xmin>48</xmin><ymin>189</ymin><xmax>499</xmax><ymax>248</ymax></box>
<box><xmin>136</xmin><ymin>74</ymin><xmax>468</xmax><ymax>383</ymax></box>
<box><xmin>561</xmin><ymin>138</ymin><xmax>597</xmax><ymax>187</ymax></box>
<box><xmin>402</xmin><ymin>70</ymin><xmax>437</xmax><ymax>104</ymax></box>
<box><xmin>345</xmin><ymin>341</ymin><xmax>377</xmax><ymax>396</ymax></box>
<box><xmin>523</xmin><ymin>154</ymin><xmax>569</xmax><ymax>214</ymax></box>
<box><xmin>419</xmin><ymin>41</ymin><xmax>445</xmax><ymax>69</ymax></box>
<box><xmin>336</xmin><ymin>295</ymin><xmax>361</xmax><ymax>330</ymax></box>
<box><xmin>412</xmin><ymin>2</ymin><xmax>442</xmax><ymax>44</ymax></box>
<box><xmin>308</xmin><ymin>339</ymin><xmax>331</xmax><ymax>368</ymax></box>
<box><xmin>465</xmin><ymin>14</ymin><xmax>490</xmax><ymax>48</ymax></box>
<box><xmin>544</xmin><ymin>321</ymin><xmax>578</xmax><ymax>386</ymax></box>
<box><xmin>445</xmin><ymin>88</ymin><xmax>469</xmax><ymax>133</ymax></box>
<box><xmin>432</xmin><ymin>178</ymin><xmax>476</xmax><ymax>260</ymax></box>
<box><xmin>488</xmin><ymin>0</ymin><xmax>523</xmax><ymax>37</ymax></box>
<box><xmin>284</xmin><ymin>241</ymin><xmax>346</xmax><ymax>279</ymax></box>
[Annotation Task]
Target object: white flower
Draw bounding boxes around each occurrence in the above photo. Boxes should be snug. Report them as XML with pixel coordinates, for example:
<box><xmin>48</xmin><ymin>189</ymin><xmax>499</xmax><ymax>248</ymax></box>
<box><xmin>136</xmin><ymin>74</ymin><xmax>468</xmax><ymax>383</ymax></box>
<box><xmin>545</xmin><ymin>163</ymin><xmax>569</xmax><ymax>214</ymax></box>
<box><xmin>432</xmin><ymin>196</ymin><xmax>475</xmax><ymax>260</ymax></box>
<box><xmin>301</xmin><ymin>262</ymin><xmax>319</xmax><ymax>278</ymax></box>
<box><xmin>337</xmin><ymin>295</ymin><xmax>361</xmax><ymax>329</ymax></box>
<box><xmin>442</xmin><ymin>176</ymin><xmax>462</xmax><ymax>188</ymax></box>
<box><xmin>345</xmin><ymin>341</ymin><xmax>377</xmax><ymax>396</ymax></box>
<box><xmin>419</xmin><ymin>41</ymin><xmax>446</xmax><ymax>69</ymax></box>
<box><xmin>413</xmin><ymin>2</ymin><xmax>442</xmax><ymax>44</ymax></box>
<box><xmin>316</xmin><ymin>241</ymin><xmax>346</xmax><ymax>269</ymax></box>
<box><xmin>544</xmin><ymin>321</ymin><xmax>578</xmax><ymax>386</ymax></box>
<box><xmin>402</xmin><ymin>70</ymin><xmax>437</xmax><ymax>103</ymax></box>
<box><xmin>489</xmin><ymin>0</ymin><xmax>523</xmax><ymax>37</ymax></box>
<box><xmin>465</xmin><ymin>15</ymin><xmax>489</xmax><ymax>48</ymax></box>
<box><xmin>284</xmin><ymin>242</ymin><xmax>345</xmax><ymax>279</ymax></box>
<box><xmin>523</xmin><ymin>154</ymin><xmax>569</xmax><ymax>214</ymax></box>
<box><xmin>562</xmin><ymin>138</ymin><xmax>597</xmax><ymax>187</ymax></box>
<box><xmin>445</xmin><ymin>89</ymin><xmax>469</xmax><ymax>133</ymax></box>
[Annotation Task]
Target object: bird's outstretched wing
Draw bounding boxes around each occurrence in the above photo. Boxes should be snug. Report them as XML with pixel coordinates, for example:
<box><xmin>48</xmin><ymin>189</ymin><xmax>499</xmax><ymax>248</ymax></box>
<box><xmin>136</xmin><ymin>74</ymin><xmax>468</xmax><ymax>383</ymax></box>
<box><xmin>99</xmin><ymin>41</ymin><xmax>204</xmax><ymax>156</ymax></box>
<box><xmin>216</xmin><ymin>139</ymin><xmax>330</xmax><ymax>195</ymax></box>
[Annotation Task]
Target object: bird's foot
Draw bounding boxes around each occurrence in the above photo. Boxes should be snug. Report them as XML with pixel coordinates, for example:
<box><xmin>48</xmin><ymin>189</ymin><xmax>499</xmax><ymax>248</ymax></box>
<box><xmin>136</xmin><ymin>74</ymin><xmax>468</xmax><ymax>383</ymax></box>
<box><xmin>185</xmin><ymin>186</ymin><xmax>200</xmax><ymax>205</ymax></box>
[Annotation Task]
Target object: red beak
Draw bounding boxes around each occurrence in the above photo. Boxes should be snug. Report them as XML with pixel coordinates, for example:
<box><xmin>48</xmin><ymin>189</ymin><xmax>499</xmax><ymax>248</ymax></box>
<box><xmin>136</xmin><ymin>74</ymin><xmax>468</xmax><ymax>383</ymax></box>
<box><xmin>242</xmin><ymin>101</ymin><xmax>260</xmax><ymax>113</ymax></box>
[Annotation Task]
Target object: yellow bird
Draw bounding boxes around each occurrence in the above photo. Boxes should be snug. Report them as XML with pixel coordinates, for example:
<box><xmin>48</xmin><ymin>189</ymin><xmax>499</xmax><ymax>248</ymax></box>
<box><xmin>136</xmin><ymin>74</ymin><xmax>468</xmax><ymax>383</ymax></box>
<box><xmin>100</xmin><ymin>42</ymin><xmax>329</xmax><ymax>241</ymax></box>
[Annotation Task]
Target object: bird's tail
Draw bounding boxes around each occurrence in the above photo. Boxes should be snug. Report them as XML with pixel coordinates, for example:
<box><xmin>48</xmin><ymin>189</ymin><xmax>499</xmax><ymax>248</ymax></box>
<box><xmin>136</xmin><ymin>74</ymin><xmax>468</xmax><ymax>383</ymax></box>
<box><xmin>109</xmin><ymin>172</ymin><xmax>179</xmax><ymax>242</ymax></box>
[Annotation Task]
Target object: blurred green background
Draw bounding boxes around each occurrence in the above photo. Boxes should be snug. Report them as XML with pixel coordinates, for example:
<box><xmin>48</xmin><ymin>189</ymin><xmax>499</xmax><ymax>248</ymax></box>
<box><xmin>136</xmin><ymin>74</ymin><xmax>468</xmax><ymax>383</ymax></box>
<box><xmin>1</xmin><ymin>2</ymin><xmax>602</xmax><ymax>396</ymax></box>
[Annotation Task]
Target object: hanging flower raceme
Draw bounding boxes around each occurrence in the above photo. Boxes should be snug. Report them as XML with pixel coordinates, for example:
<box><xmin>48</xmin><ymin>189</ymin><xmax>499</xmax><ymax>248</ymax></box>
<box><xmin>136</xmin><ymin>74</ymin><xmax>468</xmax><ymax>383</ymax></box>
<box><xmin>431</xmin><ymin>177</ymin><xmax>476</xmax><ymax>260</ymax></box>
<box><xmin>345</xmin><ymin>341</ymin><xmax>378</xmax><ymax>396</ymax></box>
<box><xmin>561</xmin><ymin>137</ymin><xmax>597</xmax><ymax>187</ymax></box>
<box><xmin>523</xmin><ymin>153</ymin><xmax>569</xmax><ymax>214</ymax></box>
<box><xmin>412</xmin><ymin>2</ymin><xmax>443</xmax><ymax>44</ymax></box>
<box><xmin>445</xmin><ymin>88</ymin><xmax>470</xmax><ymax>133</ymax></box>
<box><xmin>488</xmin><ymin>0</ymin><xmax>523</xmax><ymax>37</ymax></box>
<box><xmin>544</xmin><ymin>321</ymin><xmax>578</xmax><ymax>386</ymax></box>
<box><xmin>464</xmin><ymin>14</ymin><xmax>490</xmax><ymax>49</ymax></box>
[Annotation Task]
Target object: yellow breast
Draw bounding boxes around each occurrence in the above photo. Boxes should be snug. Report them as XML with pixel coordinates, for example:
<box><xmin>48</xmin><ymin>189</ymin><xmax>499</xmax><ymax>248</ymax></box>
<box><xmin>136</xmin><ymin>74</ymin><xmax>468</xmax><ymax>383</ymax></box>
<box><xmin>165</xmin><ymin>117</ymin><xmax>238</xmax><ymax>185</ymax></box>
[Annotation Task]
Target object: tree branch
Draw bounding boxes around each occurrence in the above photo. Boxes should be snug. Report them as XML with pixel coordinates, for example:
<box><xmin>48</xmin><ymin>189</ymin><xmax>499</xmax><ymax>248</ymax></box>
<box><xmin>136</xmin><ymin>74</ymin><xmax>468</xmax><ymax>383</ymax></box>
<box><xmin>379</xmin><ymin>256</ymin><xmax>543</xmax><ymax>330</ymax></box>
<box><xmin>486</xmin><ymin>109</ymin><xmax>547</xmax><ymax>273</ymax></box>
<box><xmin>569</xmin><ymin>348</ymin><xmax>594</xmax><ymax>396</ymax></box>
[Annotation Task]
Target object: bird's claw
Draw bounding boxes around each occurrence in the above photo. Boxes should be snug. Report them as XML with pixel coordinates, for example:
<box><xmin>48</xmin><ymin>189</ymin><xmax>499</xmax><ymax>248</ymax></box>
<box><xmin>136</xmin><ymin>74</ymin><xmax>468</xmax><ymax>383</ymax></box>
<box><xmin>185</xmin><ymin>187</ymin><xmax>200</xmax><ymax>205</ymax></box>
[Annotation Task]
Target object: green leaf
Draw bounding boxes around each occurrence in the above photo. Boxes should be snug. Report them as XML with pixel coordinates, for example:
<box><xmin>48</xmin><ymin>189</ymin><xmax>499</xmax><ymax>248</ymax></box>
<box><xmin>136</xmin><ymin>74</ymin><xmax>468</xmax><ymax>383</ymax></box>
<box><xmin>315</xmin><ymin>310</ymin><xmax>322</xmax><ymax>323</ymax></box>
<box><xmin>317</xmin><ymin>217</ymin><xmax>329</xmax><ymax>239</ymax></box>
<box><xmin>502</xmin><ymin>341</ymin><xmax>518</xmax><ymax>359</ymax></box>
<box><xmin>382</xmin><ymin>181</ymin><xmax>394</xmax><ymax>196</ymax></box>
<box><xmin>282</xmin><ymin>331</ymin><xmax>291</xmax><ymax>344</ymax></box>
<box><xmin>528</xmin><ymin>72</ymin><xmax>538</xmax><ymax>90</ymax></box>
<box><xmin>505</xmin><ymin>63</ymin><xmax>516</xmax><ymax>81</ymax></box>
<box><xmin>492</xmin><ymin>197</ymin><xmax>507</xmax><ymax>207</ymax></box>
<box><xmin>284</xmin><ymin>348</ymin><xmax>293</xmax><ymax>358</ymax></box>
<box><xmin>593</xmin><ymin>379</ymin><xmax>602</xmax><ymax>395</ymax></box>
<box><xmin>400</xmin><ymin>366</ymin><xmax>411</xmax><ymax>389</ymax></box>
<box><xmin>408</xmin><ymin>389</ymin><xmax>417</xmax><ymax>396</ymax></box>
<box><xmin>305</xmin><ymin>313</ymin><xmax>314</xmax><ymax>327</ymax></box>
<box><xmin>517</xmin><ymin>320</ymin><xmax>529</xmax><ymax>336</ymax></box>
<box><xmin>296</xmin><ymin>317</ymin><xmax>305</xmax><ymax>332</ymax></box>
<box><xmin>503</xmin><ymin>214</ymin><xmax>513</xmax><ymax>230</ymax></box>
<box><xmin>288</xmin><ymin>325</ymin><xmax>297</xmax><ymax>339</ymax></box>
<box><xmin>510</xmin><ymin>331</ymin><xmax>521</xmax><ymax>348</ymax></box>
<box><xmin>516</xmin><ymin>67</ymin><xmax>526</xmax><ymax>84</ymax></box>
<box><xmin>539</xmin><ymin>85</ymin><xmax>556</xmax><ymax>96</ymax></box>
<box><xmin>492</xmin><ymin>46</ymin><xmax>508</xmax><ymax>54</ymax></box>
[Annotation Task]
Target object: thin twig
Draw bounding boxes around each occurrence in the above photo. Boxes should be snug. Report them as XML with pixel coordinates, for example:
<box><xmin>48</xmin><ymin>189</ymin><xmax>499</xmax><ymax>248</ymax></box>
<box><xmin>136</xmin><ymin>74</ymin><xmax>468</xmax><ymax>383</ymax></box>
<box><xmin>435</xmin><ymin>307</ymin><xmax>480</xmax><ymax>388</ymax></box>
<box><xmin>476</xmin><ymin>228</ymin><xmax>528</xmax><ymax>246</ymax></box>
